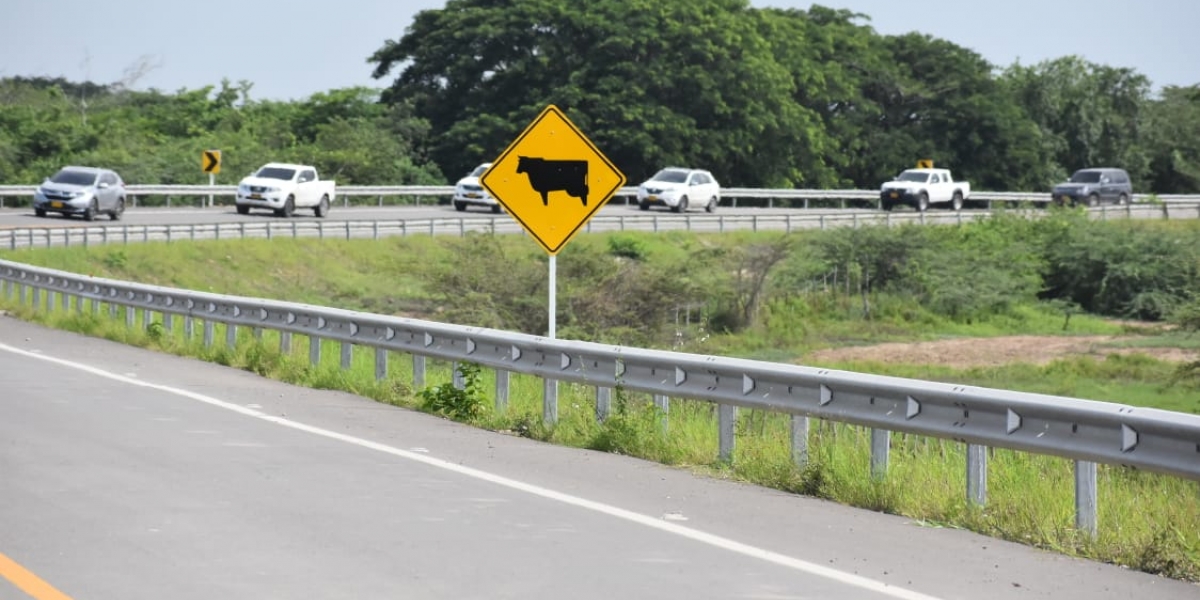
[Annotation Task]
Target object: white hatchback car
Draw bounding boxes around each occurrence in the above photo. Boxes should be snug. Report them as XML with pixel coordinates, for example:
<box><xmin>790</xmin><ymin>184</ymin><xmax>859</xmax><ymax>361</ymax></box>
<box><xmin>636</xmin><ymin>167</ymin><xmax>720</xmax><ymax>213</ymax></box>
<box><xmin>452</xmin><ymin>162</ymin><xmax>501</xmax><ymax>213</ymax></box>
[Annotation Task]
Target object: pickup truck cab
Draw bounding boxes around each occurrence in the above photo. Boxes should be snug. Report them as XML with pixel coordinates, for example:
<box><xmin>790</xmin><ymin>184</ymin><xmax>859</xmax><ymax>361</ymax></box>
<box><xmin>236</xmin><ymin>162</ymin><xmax>335</xmax><ymax>218</ymax></box>
<box><xmin>880</xmin><ymin>168</ymin><xmax>971</xmax><ymax>212</ymax></box>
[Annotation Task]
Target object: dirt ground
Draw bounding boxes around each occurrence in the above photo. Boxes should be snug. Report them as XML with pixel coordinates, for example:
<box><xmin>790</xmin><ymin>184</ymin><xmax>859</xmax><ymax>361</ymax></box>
<box><xmin>804</xmin><ymin>333</ymin><xmax>1200</xmax><ymax>369</ymax></box>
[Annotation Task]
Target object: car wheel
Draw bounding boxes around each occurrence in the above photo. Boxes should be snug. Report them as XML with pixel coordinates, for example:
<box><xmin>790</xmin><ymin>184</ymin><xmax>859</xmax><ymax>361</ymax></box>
<box><xmin>83</xmin><ymin>201</ymin><xmax>97</xmax><ymax>222</ymax></box>
<box><xmin>236</xmin><ymin>205</ymin><xmax>250</xmax><ymax>215</ymax></box>
<box><xmin>1117</xmin><ymin>193</ymin><xmax>1129</xmax><ymax>206</ymax></box>
<box><xmin>34</xmin><ymin>207</ymin><xmax>46</xmax><ymax>218</ymax></box>
<box><xmin>110</xmin><ymin>198</ymin><xmax>124</xmax><ymax>221</ymax></box>
<box><xmin>276</xmin><ymin>195</ymin><xmax>295</xmax><ymax>218</ymax></box>
<box><xmin>672</xmin><ymin>196</ymin><xmax>688</xmax><ymax>213</ymax></box>
<box><xmin>917</xmin><ymin>192</ymin><xmax>929</xmax><ymax>212</ymax></box>
<box><xmin>314</xmin><ymin>195</ymin><xmax>330</xmax><ymax>218</ymax></box>
<box><xmin>1087</xmin><ymin>193</ymin><xmax>1099</xmax><ymax>208</ymax></box>
<box><xmin>454</xmin><ymin>201</ymin><xmax>467</xmax><ymax>212</ymax></box>
<box><xmin>951</xmin><ymin>192</ymin><xmax>963</xmax><ymax>211</ymax></box>
<box><xmin>705</xmin><ymin>196</ymin><xmax>717</xmax><ymax>213</ymax></box>
<box><xmin>638</xmin><ymin>201</ymin><xmax>650</xmax><ymax>211</ymax></box>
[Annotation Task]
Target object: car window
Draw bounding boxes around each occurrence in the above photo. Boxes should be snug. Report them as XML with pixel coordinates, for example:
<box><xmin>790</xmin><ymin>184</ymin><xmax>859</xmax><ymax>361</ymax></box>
<box><xmin>650</xmin><ymin>169</ymin><xmax>689</xmax><ymax>184</ymax></box>
<box><xmin>49</xmin><ymin>170</ymin><xmax>97</xmax><ymax>186</ymax></box>
<box><xmin>1070</xmin><ymin>171</ymin><xmax>1101</xmax><ymax>183</ymax></box>
<box><xmin>256</xmin><ymin>167</ymin><xmax>295</xmax><ymax>180</ymax></box>
<box><xmin>469</xmin><ymin>164</ymin><xmax>489</xmax><ymax>177</ymax></box>
<box><xmin>300</xmin><ymin>170</ymin><xmax>316</xmax><ymax>182</ymax></box>
<box><xmin>897</xmin><ymin>172</ymin><xmax>929</xmax><ymax>183</ymax></box>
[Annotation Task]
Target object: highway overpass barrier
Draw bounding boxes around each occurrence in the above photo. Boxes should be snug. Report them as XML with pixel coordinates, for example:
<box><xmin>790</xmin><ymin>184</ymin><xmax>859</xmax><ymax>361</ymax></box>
<box><xmin>0</xmin><ymin>203</ymin><xmax>1184</xmax><ymax>251</ymax></box>
<box><xmin>2</xmin><ymin>258</ymin><xmax>1199</xmax><ymax>540</ymax></box>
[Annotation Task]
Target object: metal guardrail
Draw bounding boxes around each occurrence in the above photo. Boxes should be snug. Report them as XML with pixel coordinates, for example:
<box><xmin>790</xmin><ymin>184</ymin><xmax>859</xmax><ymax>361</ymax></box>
<box><xmin>1</xmin><ymin>259</ymin><xmax>1199</xmax><ymax>539</ymax></box>
<box><xmin>0</xmin><ymin>204</ymin><xmax>1181</xmax><ymax>251</ymax></box>
<box><xmin>1</xmin><ymin>183</ymin><xmax>1198</xmax><ymax>208</ymax></box>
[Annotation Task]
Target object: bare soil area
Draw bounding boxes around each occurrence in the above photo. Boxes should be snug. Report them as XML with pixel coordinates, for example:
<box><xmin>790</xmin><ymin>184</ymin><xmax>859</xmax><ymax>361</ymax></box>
<box><xmin>805</xmin><ymin>334</ymin><xmax>1200</xmax><ymax>369</ymax></box>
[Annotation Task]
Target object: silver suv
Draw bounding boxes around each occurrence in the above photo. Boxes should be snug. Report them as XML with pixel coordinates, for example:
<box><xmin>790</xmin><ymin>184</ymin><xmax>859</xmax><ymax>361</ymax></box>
<box><xmin>1051</xmin><ymin>168</ymin><xmax>1133</xmax><ymax>207</ymax></box>
<box><xmin>33</xmin><ymin>166</ymin><xmax>127</xmax><ymax>221</ymax></box>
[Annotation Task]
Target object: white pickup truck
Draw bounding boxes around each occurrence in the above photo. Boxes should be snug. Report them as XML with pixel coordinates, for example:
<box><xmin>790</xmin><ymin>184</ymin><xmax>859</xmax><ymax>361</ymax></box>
<box><xmin>879</xmin><ymin>168</ymin><xmax>971</xmax><ymax>212</ymax></box>
<box><xmin>236</xmin><ymin>162</ymin><xmax>335</xmax><ymax>218</ymax></box>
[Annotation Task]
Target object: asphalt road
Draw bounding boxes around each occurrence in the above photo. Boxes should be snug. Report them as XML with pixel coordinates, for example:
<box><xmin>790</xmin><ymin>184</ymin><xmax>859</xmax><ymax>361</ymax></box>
<box><xmin>0</xmin><ymin>203</ymin><xmax>873</xmax><ymax>230</ymax></box>
<box><xmin>1</xmin><ymin>316</ymin><xmax>1196</xmax><ymax>600</ymax></box>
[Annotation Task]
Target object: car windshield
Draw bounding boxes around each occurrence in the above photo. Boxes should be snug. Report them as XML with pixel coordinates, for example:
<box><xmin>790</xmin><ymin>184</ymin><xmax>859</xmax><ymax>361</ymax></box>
<box><xmin>1069</xmin><ymin>171</ymin><xmax>1102</xmax><ymax>183</ymax></box>
<box><xmin>896</xmin><ymin>172</ymin><xmax>930</xmax><ymax>182</ymax></box>
<box><xmin>49</xmin><ymin>170</ymin><xmax>98</xmax><ymax>186</ymax></box>
<box><xmin>469</xmin><ymin>165</ymin><xmax>489</xmax><ymax>177</ymax></box>
<box><xmin>256</xmin><ymin>167</ymin><xmax>296</xmax><ymax>180</ymax></box>
<box><xmin>650</xmin><ymin>170</ymin><xmax>689</xmax><ymax>184</ymax></box>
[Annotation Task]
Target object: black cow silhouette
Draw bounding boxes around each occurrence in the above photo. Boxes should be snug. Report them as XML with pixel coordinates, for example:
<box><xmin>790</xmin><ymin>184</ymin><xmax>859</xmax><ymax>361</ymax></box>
<box><xmin>516</xmin><ymin>156</ymin><xmax>589</xmax><ymax>207</ymax></box>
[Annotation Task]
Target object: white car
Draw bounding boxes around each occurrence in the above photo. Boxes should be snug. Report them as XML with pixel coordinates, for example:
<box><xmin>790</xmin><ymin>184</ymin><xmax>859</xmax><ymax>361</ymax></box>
<box><xmin>452</xmin><ymin>163</ymin><xmax>501</xmax><ymax>213</ymax></box>
<box><xmin>879</xmin><ymin>168</ymin><xmax>971</xmax><ymax>212</ymax></box>
<box><xmin>236</xmin><ymin>162</ymin><xmax>336</xmax><ymax>218</ymax></box>
<box><xmin>636</xmin><ymin>167</ymin><xmax>721</xmax><ymax>213</ymax></box>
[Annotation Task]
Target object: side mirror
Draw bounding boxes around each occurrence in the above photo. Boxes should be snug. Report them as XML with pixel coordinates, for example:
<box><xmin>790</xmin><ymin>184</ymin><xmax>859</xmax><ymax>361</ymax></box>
<box><xmin>98</xmin><ymin>182</ymin><xmax>110</xmax><ymax>189</ymax></box>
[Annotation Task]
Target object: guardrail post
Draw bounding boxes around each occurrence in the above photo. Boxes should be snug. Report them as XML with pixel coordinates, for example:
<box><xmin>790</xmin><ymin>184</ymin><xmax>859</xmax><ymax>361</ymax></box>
<box><xmin>109</xmin><ymin>301</ymin><xmax>118</xmax><ymax>319</ymax></box>
<box><xmin>345</xmin><ymin>221</ymin><xmax>351</xmax><ymax>241</ymax></box>
<box><xmin>18</xmin><ymin>283</ymin><xmax>26</xmax><ymax>306</ymax></box>
<box><xmin>280</xmin><ymin>331</ymin><xmax>292</xmax><ymax>354</ymax></box>
<box><xmin>125</xmin><ymin>304</ymin><xmax>136</xmax><ymax>328</ymax></box>
<box><xmin>595</xmin><ymin>386</ymin><xmax>611</xmax><ymax>422</ymax></box>
<box><xmin>495</xmin><ymin>369</ymin><xmax>510</xmax><ymax>413</ymax></box>
<box><xmin>718</xmin><ymin>404</ymin><xmax>736</xmax><ymax>463</ymax></box>
<box><xmin>31</xmin><ymin>286</ymin><xmax>40</xmax><ymax>310</ymax></box>
<box><xmin>142</xmin><ymin>308</ymin><xmax>153</xmax><ymax>330</ymax></box>
<box><xmin>374</xmin><ymin>347</ymin><xmax>387</xmax><ymax>381</ymax></box>
<box><xmin>203</xmin><ymin>320</ymin><xmax>214</xmax><ymax>348</ymax></box>
<box><xmin>544</xmin><ymin>379</ymin><xmax>559</xmax><ymax>424</ymax></box>
<box><xmin>452</xmin><ymin>362</ymin><xmax>465</xmax><ymax>389</ymax></box>
<box><xmin>341</xmin><ymin>341</ymin><xmax>353</xmax><ymax>370</ymax></box>
<box><xmin>60</xmin><ymin>289</ymin><xmax>69</xmax><ymax>311</ymax></box>
<box><xmin>309</xmin><ymin>336</ymin><xmax>322</xmax><ymax>366</ymax></box>
<box><xmin>967</xmin><ymin>443</ymin><xmax>987</xmax><ymax>506</ymax></box>
<box><xmin>184</xmin><ymin>316</ymin><xmax>194</xmax><ymax>340</ymax></box>
<box><xmin>1075</xmin><ymin>460</ymin><xmax>1098</xmax><ymax>538</ymax></box>
<box><xmin>226</xmin><ymin>323</ymin><xmax>238</xmax><ymax>350</ymax></box>
<box><xmin>870</xmin><ymin>428</ymin><xmax>890</xmax><ymax>480</ymax></box>
<box><xmin>653</xmin><ymin>394</ymin><xmax>669</xmax><ymax>433</ymax></box>
<box><xmin>163</xmin><ymin>312</ymin><xmax>173</xmax><ymax>333</ymax></box>
<box><xmin>413</xmin><ymin>355</ymin><xmax>426</xmax><ymax>390</ymax></box>
<box><xmin>791</xmin><ymin>415</ymin><xmax>810</xmax><ymax>466</ymax></box>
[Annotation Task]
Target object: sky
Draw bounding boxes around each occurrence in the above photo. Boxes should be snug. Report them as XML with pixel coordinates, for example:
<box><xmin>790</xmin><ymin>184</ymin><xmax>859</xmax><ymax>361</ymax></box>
<box><xmin>3</xmin><ymin>0</ymin><xmax>1197</xmax><ymax>101</ymax></box>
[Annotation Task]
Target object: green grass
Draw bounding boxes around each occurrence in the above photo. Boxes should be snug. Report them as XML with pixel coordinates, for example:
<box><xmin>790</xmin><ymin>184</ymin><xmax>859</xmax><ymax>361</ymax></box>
<box><xmin>2</xmin><ymin>232</ymin><xmax>1199</xmax><ymax>582</ymax></box>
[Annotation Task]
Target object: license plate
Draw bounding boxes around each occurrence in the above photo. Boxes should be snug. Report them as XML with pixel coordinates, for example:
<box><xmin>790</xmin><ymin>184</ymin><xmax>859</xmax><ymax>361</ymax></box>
<box><xmin>466</xmin><ymin>193</ymin><xmax>480</xmax><ymax>199</ymax></box>
<box><xmin>647</xmin><ymin>195</ymin><xmax>658</xmax><ymax>201</ymax></box>
<box><xmin>50</xmin><ymin>201</ymin><xmax>63</xmax><ymax>208</ymax></box>
<box><xmin>249</xmin><ymin>194</ymin><xmax>263</xmax><ymax>200</ymax></box>
<box><xmin>889</xmin><ymin>192</ymin><xmax>898</xmax><ymax>199</ymax></box>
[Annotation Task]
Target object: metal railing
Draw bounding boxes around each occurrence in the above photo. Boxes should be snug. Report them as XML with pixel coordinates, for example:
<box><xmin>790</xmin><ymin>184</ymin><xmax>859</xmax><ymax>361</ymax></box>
<box><xmin>2</xmin><ymin>183</ymin><xmax>1199</xmax><ymax>210</ymax></box>
<box><xmin>2</xmin><ymin>259</ymin><xmax>1199</xmax><ymax>539</ymax></box>
<box><xmin>0</xmin><ymin>204</ymin><xmax>1182</xmax><ymax>251</ymax></box>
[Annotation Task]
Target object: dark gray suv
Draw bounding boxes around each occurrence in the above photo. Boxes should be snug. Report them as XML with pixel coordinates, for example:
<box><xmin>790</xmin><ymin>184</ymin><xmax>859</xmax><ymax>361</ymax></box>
<box><xmin>1051</xmin><ymin>168</ymin><xmax>1132</xmax><ymax>207</ymax></box>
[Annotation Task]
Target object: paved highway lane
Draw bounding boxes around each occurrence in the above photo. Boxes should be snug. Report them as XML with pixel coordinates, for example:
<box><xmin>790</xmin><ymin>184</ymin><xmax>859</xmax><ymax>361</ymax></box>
<box><xmin>1</xmin><ymin>317</ymin><xmax>1196</xmax><ymax>600</ymax></box>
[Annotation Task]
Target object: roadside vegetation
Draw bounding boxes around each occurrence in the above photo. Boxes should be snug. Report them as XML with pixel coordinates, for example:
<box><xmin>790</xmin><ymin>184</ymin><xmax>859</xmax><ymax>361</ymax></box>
<box><xmin>3</xmin><ymin>208</ymin><xmax>1200</xmax><ymax>580</ymax></box>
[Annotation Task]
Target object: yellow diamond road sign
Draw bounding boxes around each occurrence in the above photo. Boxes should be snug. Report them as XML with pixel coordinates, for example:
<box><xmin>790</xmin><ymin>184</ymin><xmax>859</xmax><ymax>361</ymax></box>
<box><xmin>480</xmin><ymin>105</ymin><xmax>627</xmax><ymax>255</ymax></box>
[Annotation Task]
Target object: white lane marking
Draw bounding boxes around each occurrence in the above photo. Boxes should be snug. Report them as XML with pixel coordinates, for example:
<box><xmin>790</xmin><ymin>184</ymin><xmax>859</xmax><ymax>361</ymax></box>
<box><xmin>0</xmin><ymin>342</ymin><xmax>943</xmax><ymax>600</ymax></box>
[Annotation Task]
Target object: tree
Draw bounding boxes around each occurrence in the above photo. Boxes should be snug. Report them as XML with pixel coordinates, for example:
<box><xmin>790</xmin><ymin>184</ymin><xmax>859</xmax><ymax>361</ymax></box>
<box><xmin>1001</xmin><ymin>56</ymin><xmax>1152</xmax><ymax>189</ymax></box>
<box><xmin>368</xmin><ymin>0</ymin><xmax>835</xmax><ymax>188</ymax></box>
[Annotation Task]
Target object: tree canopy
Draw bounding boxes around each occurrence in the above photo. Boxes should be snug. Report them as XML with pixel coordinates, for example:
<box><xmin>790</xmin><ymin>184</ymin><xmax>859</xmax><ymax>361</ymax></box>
<box><xmin>2</xmin><ymin>1</ymin><xmax>1196</xmax><ymax>193</ymax></box>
